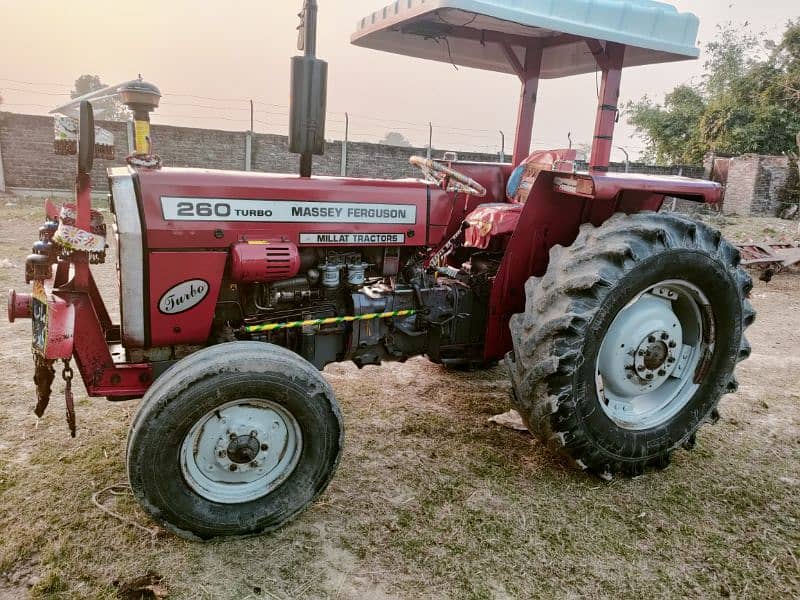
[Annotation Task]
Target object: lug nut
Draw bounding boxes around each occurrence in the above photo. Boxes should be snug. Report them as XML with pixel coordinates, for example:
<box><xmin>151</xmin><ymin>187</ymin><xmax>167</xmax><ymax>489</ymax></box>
<box><xmin>658</xmin><ymin>369</ymin><xmax>666</xmax><ymax>377</ymax></box>
<box><xmin>661</xmin><ymin>333</ymin><xmax>669</xmax><ymax>340</ymax></box>
<box><xmin>648</xmin><ymin>335</ymin><xmax>656</xmax><ymax>343</ymax></box>
<box><xmin>638</xmin><ymin>350</ymin><xmax>646</xmax><ymax>357</ymax></box>
<box><xmin>218</xmin><ymin>450</ymin><xmax>226</xmax><ymax>458</ymax></box>
<box><xmin>229</xmin><ymin>464</ymin><xmax>238</xmax><ymax>472</ymax></box>
<box><xmin>669</xmin><ymin>341</ymin><xmax>677</xmax><ymax>348</ymax></box>
<box><xmin>646</xmin><ymin>373</ymin><xmax>654</xmax><ymax>380</ymax></box>
<box><xmin>667</xmin><ymin>357</ymin><xmax>676</xmax><ymax>364</ymax></box>
<box><xmin>260</xmin><ymin>443</ymin><xmax>268</xmax><ymax>451</ymax></box>
<box><xmin>637</xmin><ymin>365</ymin><xmax>645</xmax><ymax>372</ymax></box>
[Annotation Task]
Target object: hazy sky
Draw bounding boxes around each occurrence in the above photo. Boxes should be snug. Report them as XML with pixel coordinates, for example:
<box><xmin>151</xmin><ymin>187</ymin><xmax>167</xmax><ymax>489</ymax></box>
<box><xmin>0</xmin><ymin>1</ymin><xmax>796</xmax><ymax>161</ymax></box>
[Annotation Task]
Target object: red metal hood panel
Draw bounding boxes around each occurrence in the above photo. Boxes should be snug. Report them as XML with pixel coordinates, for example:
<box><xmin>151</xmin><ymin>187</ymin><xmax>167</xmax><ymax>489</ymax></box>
<box><xmin>590</xmin><ymin>171</ymin><xmax>722</xmax><ymax>204</ymax></box>
<box><xmin>133</xmin><ymin>168</ymin><xmax>451</xmax><ymax>249</ymax></box>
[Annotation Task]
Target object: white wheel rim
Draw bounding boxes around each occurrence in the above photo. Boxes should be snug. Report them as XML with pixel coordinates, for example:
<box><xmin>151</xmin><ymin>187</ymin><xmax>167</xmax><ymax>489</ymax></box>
<box><xmin>595</xmin><ymin>280</ymin><xmax>713</xmax><ymax>431</ymax></box>
<box><xmin>180</xmin><ymin>399</ymin><xmax>302</xmax><ymax>504</ymax></box>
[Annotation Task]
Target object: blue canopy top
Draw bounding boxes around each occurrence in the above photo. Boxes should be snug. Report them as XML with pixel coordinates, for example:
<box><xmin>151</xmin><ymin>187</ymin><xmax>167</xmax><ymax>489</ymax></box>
<box><xmin>352</xmin><ymin>0</ymin><xmax>701</xmax><ymax>78</ymax></box>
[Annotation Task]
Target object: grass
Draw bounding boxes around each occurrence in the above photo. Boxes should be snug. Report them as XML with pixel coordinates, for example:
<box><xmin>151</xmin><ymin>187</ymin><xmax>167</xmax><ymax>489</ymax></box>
<box><xmin>0</xmin><ymin>198</ymin><xmax>798</xmax><ymax>598</ymax></box>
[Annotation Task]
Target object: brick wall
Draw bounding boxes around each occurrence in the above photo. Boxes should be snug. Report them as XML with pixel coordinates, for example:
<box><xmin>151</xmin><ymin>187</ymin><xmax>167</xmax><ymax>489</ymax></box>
<box><xmin>722</xmin><ymin>155</ymin><xmax>760</xmax><ymax>215</ymax></box>
<box><xmin>0</xmin><ymin>111</ymin><xmax>703</xmax><ymax>195</ymax></box>
<box><xmin>0</xmin><ymin>111</ymin><xmax>506</xmax><ymax>192</ymax></box>
<box><xmin>755</xmin><ymin>156</ymin><xmax>790</xmax><ymax>215</ymax></box>
<box><xmin>722</xmin><ymin>154</ymin><xmax>790</xmax><ymax>216</ymax></box>
<box><xmin>0</xmin><ymin>112</ymin><xmax>129</xmax><ymax>192</ymax></box>
<box><xmin>154</xmin><ymin>123</ymin><xmax>246</xmax><ymax>171</ymax></box>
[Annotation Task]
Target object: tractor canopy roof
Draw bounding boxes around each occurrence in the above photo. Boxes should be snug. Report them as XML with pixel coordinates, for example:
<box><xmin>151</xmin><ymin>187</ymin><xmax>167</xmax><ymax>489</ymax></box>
<box><xmin>351</xmin><ymin>0</ymin><xmax>700</xmax><ymax>78</ymax></box>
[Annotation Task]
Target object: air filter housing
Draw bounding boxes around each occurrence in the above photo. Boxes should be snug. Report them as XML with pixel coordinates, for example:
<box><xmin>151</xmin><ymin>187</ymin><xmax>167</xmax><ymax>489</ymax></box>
<box><xmin>230</xmin><ymin>242</ymin><xmax>301</xmax><ymax>283</ymax></box>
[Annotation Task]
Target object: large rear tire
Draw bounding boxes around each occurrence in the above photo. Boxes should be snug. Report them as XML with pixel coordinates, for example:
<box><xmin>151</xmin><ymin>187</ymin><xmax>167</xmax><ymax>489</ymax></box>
<box><xmin>127</xmin><ymin>342</ymin><xmax>343</xmax><ymax>540</ymax></box>
<box><xmin>507</xmin><ymin>212</ymin><xmax>754</xmax><ymax>476</ymax></box>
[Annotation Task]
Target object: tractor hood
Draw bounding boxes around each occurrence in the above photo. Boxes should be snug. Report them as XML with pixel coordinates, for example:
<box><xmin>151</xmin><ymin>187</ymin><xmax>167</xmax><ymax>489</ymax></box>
<box><xmin>351</xmin><ymin>0</ymin><xmax>700</xmax><ymax>78</ymax></box>
<box><xmin>110</xmin><ymin>166</ymin><xmax>453</xmax><ymax>251</ymax></box>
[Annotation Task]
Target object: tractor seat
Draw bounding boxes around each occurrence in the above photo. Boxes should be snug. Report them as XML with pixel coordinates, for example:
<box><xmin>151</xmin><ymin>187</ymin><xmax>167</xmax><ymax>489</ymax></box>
<box><xmin>462</xmin><ymin>149</ymin><xmax>579</xmax><ymax>249</ymax></box>
<box><xmin>507</xmin><ymin>148</ymin><xmax>578</xmax><ymax>203</ymax></box>
<box><xmin>463</xmin><ymin>203</ymin><xmax>523</xmax><ymax>249</ymax></box>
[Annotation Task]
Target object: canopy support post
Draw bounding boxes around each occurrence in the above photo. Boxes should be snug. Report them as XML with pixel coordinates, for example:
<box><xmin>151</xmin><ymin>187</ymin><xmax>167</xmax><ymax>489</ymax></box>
<box><xmin>510</xmin><ymin>45</ymin><xmax>543</xmax><ymax>166</ymax></box>
<box><xmin>588</xmin><ymin>41</ymin><xmax>625</xmax><ymax>172</ymax></box>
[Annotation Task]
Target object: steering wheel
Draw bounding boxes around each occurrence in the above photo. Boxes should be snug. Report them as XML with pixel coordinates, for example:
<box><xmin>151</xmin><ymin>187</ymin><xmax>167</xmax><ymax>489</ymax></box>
<box><xmin>410</xmin><ymin>156</ymin><xmax>487</xmax><ymax>197</ymax></box>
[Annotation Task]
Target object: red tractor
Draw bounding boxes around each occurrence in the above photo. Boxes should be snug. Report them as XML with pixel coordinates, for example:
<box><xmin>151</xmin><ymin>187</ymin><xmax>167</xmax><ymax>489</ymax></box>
<box><xmin>8</xmin><ymin>0</ymin><xmax>753</xmax><ymax>540</ymax></box>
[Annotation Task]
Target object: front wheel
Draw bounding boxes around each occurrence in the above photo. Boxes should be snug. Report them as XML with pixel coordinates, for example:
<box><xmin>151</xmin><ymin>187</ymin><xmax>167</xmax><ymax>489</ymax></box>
<box><xmin>507</xmin><ymin>212</ymin><xmax>754</xmax><ymax>476</ymax></box>
<box><xmin>127</xmin><ymin>342</ymin><xmax>343</xmax><ymax>540</ymax></box>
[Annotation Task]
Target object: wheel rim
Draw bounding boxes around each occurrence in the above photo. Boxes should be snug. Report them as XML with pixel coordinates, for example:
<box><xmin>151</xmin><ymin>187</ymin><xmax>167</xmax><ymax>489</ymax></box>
<box><xmin>595</xmin><ymin>279</ymin><xmax>713</xmax><ymax>431</ymax></box>
<box><xmin>180</xmin><ymin>399</ymin><xmax>302</xmax><ymax>504</ymax></box>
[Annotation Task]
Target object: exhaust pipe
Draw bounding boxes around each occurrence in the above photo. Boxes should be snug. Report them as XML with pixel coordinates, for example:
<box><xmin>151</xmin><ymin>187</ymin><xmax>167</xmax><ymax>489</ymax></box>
<box><xmin>289</xmin><ymin>0</ymin><xmax>328</xmax><ymax>177</ymax></box>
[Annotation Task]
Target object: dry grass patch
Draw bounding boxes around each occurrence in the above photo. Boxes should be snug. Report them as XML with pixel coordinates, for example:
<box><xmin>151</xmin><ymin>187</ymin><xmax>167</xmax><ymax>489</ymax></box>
<box><xmin>0</xmin><ymin>199</ymin><xmax>797</xmax><ymax>598</ymax></box>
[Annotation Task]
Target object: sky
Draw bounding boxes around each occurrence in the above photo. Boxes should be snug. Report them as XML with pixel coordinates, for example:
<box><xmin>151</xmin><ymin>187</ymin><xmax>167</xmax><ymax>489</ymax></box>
<box><xmin>0</xmin><ymin>0</ymin><xmax>797</xmax><ymax>161</ymax></box>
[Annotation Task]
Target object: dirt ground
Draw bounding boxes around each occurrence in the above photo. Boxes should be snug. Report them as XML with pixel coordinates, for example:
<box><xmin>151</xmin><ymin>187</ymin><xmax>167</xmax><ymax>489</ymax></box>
<box><xmin>0</xmin><ymin>198</ymin><xmax>797</xmax><ymax>599</ymax></box>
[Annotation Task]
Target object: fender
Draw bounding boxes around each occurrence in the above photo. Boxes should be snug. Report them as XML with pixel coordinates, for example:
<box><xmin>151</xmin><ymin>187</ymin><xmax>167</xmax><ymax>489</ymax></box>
<box><xmin>483</xmin><ymin>170</ymin><xmax>723</xmax><ymax>360</ymax></box>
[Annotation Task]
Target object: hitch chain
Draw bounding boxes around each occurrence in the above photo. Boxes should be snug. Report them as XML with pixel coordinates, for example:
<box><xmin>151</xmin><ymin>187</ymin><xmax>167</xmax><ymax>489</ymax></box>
<box><xmin>61</xmin><ymin>359</ymin><xmax>77</xmax><ymax>438</ymax></box>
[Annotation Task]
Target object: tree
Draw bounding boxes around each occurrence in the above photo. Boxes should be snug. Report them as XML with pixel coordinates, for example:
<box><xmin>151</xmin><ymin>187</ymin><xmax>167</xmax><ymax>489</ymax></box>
<box><xmin>627</xmin><ymin>86</ymin><xmax>706</xmax><ymax>164</ymax></box>
<box><xmin>71</xmin><ymin>74</ymin><xmax>129</xmax><ymax>121</ymax></box>
<box><xmin>627</xmin><ymin>21</ymin><xmax>800</xmax><ymax>165</ymax></box>
<box><xmin>379</xmin><ymin>131</ymin><xmax>412</xmax><ymax>147</ymax></box>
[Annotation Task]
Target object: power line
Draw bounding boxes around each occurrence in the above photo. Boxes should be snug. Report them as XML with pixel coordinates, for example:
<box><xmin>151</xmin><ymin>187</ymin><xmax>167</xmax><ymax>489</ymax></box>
<box><xmin>0</xmin><ymin>76</ymin><xmax>594</xmax><ymax>152</ymax></box>
<box><xmin>0</xmin><ymin>102</ymin><xmax>54</xmax><ymax>109</ymax></box>
<box><xmin>0</xmin><ymin>77</ymin><xmax>71</xmax><ymax>89</ymax></box>
<box><xmin>1</xmin><ymin>86</ymin><xmax>69</xmax><ymax>96</ymax></box>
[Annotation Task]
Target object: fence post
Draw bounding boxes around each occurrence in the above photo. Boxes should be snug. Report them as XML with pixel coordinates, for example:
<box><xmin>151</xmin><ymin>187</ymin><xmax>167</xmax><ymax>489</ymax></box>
<box><xmin>427</xmin><ymin>122</ymin><xmax>432</xmax><ymax>159</ymax></box>
<box><xmin>0</xmin><ymin>127</ymin><xmax>6</xmax><ymax>193</ymax></box>
<box><xmin>245</xmin><ymin>131</ymin><xmax>253</xmax><ymax>171</ymax></box>
<box><xmin>340</xmin><ymin>112</ymin><xmax>349</xmax><ymax>176</ymax></box>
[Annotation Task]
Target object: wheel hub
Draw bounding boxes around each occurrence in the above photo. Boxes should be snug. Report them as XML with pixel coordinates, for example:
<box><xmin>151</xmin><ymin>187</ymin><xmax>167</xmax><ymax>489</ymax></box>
<box><xmin>180</xmin><ymin>399</ymin><xmax>302</xmax><ymax>504</ymax></box>
<box><xmin>633</xmin><ymin>331</ymin><xmax>679</xmax><ymax>382</ymax></box>
<box><xmin>226</xmin><ymin>433</ymin><xmax>261</xmax><ymax>464</ymax></box>
<box><xmin>642</xmin><ymin>339</ymin><xmax>667</xmax><ymax>369</ymax></box>
<box><xmin>595</xmin><ymin>281</ymin><xmax>711</xmax><ymax>430</ymax></box>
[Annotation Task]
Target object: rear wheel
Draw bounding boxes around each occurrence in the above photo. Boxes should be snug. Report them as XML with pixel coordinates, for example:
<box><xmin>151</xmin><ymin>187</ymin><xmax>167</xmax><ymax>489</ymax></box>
<box><xmin>507</xmin><ymin>212</ymin><xmax>754</xmax><ymax>476</ymax></box>
<box><xmin>127</xmin><ymin>342</ymin><xmax>343</xmax><ymax>539</ymax></box>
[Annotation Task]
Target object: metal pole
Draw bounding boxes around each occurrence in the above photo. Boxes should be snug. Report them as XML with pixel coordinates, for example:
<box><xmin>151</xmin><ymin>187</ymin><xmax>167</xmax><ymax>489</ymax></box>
<box><xmin>299</xmin><ymin>0</ymin><xmax>318</xmax><ymax>178</ymax></box>
<box><xmin>245</xmin><ymin>99</ymin><xmax>254</xmax><ymax>171</ymax></box>
<box><xmin>589</xmin><ymin>42</ymin><xmax>626</xmax><ymax>172</ymax></box>
<box><xmin>499</xmin><ymin>130</ymin><xmax>505</xmax><ymax>162</ymax></box>
<box><xmin>0</xmin><ymin>129</ymin><xmax>5</xmax><ymax>193</ymax></box>
<box><xmin>341</xmin><ymin>112</ymin><xmax>349</xmax><ymax>177</ymax></box>
<box><xmin>511</xmin><ymin>45</ymin><xmax>543</xmax><ymax>166</ymax></box>
<box><xmin>617</xmin><ymin>146</ymin><xmax>630</xmax><ymax>172</ymax></box>
<box><xmin>303</xmin><ymin>0</ymin><xmax>317</xmax><ymax>58</ymax></box>
<box><xmin>427</xmin><ymin>122</ymin><xmax>432</xmax><ymax>159</ymax></box>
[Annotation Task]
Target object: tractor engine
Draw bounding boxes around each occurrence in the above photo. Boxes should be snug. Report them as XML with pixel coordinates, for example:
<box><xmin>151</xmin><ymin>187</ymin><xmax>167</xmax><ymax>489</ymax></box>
<box><xmin>108</xmin><ymin>168</ymin><xmax>500</xmax><ymax>374</ymax></box>
<box><xmin>217</xmin><ymin>242</ymin><xmax>492</xmax><ymax>369</ymax></box>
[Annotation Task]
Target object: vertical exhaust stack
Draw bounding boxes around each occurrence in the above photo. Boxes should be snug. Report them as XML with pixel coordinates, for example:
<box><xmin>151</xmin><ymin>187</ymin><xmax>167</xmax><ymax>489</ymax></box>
<box><xmin>290</xmin><ymin>0</ymin><xmax>328</xmax><ymax>177</ymax></box>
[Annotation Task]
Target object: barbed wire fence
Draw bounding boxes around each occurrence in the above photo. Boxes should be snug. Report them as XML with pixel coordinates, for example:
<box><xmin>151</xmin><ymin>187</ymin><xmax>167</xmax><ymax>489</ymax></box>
<box><xmin>0</xmin><ymin>76</ymin><xmax>653</xmax><ymax>165</ymax></box>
